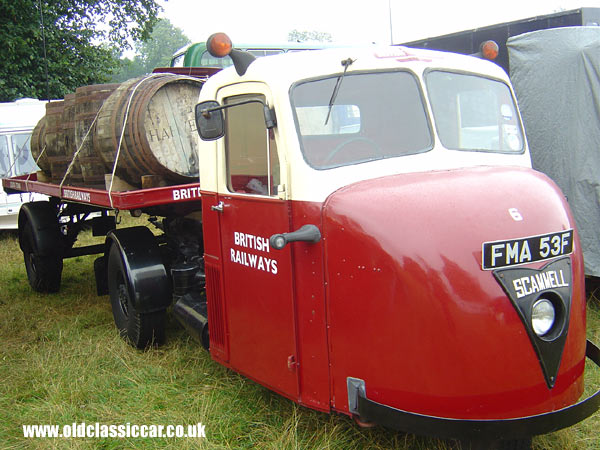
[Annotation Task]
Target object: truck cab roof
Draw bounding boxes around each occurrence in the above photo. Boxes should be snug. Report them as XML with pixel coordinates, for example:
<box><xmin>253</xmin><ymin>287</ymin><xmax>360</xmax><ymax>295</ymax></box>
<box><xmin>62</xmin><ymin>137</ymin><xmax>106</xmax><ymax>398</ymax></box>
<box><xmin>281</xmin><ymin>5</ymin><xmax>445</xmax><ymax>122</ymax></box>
<box><xmin>201</xmin><ymin>44</ymin><xmax>509</xmax><ymax>93</ymax></box>
<box><xmin>198</xmin><ymin>45</ymin><xmax>531</xmax><ymax>203</ymax></box>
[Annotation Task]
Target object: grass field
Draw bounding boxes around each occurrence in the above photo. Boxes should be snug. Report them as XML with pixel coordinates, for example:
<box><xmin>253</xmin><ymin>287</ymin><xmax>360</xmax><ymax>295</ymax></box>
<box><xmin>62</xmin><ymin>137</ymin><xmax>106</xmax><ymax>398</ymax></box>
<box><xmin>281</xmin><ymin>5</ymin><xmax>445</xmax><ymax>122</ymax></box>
<box><xmin>0</xmin><ymin>227</ymin><xmax>598</xmax><ymax>450</ymax></box>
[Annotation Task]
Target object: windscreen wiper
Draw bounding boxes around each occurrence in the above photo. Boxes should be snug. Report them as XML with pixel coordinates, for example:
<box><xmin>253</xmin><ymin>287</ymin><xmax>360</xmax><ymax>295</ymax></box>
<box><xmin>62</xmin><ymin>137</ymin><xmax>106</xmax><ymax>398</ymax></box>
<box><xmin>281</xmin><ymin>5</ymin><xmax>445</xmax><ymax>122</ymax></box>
<box><xmin>325</xmin><ymin>58</ymin><xmax>355</xmax><ymax>126</ymax></box>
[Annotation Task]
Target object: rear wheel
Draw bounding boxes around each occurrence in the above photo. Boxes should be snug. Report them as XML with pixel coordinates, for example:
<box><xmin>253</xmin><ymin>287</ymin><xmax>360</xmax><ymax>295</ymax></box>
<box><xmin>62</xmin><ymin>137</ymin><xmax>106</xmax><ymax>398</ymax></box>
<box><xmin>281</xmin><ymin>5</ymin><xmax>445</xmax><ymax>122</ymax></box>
<box><xmin>22</xmin><ymin>219</ymin><xmax>63</xmax><ymax>293</ymax></box>
<box><xmin>107</xmin><ymin>243</ymin><xmax>165</xmax><ymax>348</ymax></box>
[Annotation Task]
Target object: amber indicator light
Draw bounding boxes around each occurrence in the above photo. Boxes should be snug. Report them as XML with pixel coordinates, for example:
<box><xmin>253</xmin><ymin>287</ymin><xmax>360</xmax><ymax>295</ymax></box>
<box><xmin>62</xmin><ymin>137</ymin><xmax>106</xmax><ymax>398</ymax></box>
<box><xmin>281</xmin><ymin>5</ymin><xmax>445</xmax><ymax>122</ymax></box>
<box><xmin>207</xmin><ymin>32</ymin><xmax>233</xmax><ymax>57</ymax></box>
<box><xmin>480</xmin><ymin>40</ymin><xmax>499</xmax><ymax>60</ymax></box>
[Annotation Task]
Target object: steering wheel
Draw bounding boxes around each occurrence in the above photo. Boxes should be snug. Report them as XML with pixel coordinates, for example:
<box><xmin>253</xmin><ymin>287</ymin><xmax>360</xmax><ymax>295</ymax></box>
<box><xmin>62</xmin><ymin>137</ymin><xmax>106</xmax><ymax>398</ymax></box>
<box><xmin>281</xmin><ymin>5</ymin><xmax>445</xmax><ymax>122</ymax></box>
<box><xmin>323</xmin><ymin>136</ymin><xmax>383</xmax><ymax>166</ymax></box>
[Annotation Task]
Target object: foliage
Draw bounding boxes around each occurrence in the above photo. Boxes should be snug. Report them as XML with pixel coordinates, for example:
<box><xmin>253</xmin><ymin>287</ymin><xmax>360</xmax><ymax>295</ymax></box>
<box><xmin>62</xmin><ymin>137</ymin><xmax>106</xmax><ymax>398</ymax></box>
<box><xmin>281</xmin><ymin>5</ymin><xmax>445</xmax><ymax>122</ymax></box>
<box><xmin>288</xmin><ymin>29</ymin><xmax>333</xmax><ymax>43</ymax></box>
<box><xmin>112</xmin><ymin>18</ymin><xmax>190</xmax><ymax>82</ymax></box>
<box><xmin>0</xmin><ymin>0</ymin><xmax>161</xmax><ymax>102</ymax></box>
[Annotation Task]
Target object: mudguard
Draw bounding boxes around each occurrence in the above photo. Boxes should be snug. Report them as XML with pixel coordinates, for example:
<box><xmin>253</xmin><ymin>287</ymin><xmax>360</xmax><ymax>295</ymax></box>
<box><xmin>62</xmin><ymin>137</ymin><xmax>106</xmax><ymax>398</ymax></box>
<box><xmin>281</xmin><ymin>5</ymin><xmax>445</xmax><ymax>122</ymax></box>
<box><xmin>18</xmin><ymin>201</ymin><xmax>63</xmax><ymax>256</ymax></box>
<box><xmin>105</xmin><ymin>227</ymin><xmax>171</xmax><ymax>314</ymax></box>
<box><xmin>348</xmin><ymin>341</ymin><xmax>600</xmax><ymax>440</ymax></box>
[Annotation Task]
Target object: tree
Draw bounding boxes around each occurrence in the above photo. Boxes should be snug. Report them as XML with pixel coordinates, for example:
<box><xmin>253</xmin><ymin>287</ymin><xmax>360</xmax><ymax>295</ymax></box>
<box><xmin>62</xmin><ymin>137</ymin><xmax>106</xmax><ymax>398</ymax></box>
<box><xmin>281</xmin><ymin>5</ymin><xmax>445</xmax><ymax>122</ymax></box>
<box><xmin>0</xmin><ymin>0</ymin><xmax>161</xmax><ymax>102</ymax></box>
<box><xmin>112</xmin><ymin>18</ymin><xmax>190</xmax><ymax>82</ymax></box>
<box><xmin>288</xmin><ymin>29</ymin><xmax>333</xmax><ymax>43</ymax></box>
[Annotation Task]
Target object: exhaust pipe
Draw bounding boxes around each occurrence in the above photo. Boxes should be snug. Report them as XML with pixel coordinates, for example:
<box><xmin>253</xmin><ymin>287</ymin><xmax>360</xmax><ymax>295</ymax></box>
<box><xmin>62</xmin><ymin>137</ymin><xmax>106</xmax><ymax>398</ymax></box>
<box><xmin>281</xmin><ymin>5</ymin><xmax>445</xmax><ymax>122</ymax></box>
<box><xmin>171</xmin><ymin>262</ymin><xmax>209</xmax><ymax>350</ymax></box>
<box><xmin>173</xmin><ymin>295</ymin><xmax>209</xmax><ymax>350</ymax></box>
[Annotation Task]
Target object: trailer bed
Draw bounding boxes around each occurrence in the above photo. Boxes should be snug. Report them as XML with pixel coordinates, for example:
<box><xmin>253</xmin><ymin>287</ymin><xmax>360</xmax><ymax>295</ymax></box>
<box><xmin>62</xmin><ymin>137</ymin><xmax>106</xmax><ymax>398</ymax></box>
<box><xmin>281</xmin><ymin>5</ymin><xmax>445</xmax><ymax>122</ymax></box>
<box><xmin>2</xmin><ymin>175</ymin><xmax>201</xmax><ymax>210</ymax></box>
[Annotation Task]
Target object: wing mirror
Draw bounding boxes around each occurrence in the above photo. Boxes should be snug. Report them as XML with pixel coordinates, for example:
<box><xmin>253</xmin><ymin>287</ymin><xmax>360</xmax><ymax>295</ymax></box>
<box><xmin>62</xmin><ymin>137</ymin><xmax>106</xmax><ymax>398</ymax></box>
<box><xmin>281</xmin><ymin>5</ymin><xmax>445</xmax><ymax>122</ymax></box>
<box><xmin>195</xmin><ymin>101</ymin><xmax>225</xmax><ymax>141</ymax></box>
<box><xmin>195</xmin><ymin>99</ymin><xmax>277</xmax><ymax>142</ymax></box>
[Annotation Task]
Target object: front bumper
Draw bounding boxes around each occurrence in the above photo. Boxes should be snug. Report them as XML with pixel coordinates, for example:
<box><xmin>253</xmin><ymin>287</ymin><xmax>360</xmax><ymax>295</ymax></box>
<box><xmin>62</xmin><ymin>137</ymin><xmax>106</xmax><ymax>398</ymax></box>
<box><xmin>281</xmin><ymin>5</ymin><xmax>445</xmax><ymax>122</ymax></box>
<box><xmin>348</xmin><ymin>340</ymin><xmax>600</xmax><ymax>440</ymax></box>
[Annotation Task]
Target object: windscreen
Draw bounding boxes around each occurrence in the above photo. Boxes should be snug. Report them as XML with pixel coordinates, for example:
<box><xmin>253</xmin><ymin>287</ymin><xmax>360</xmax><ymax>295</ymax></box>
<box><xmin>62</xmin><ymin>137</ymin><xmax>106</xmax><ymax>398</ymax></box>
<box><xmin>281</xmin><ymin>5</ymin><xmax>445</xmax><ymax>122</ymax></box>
<box><xmin>200</xmin><ymin>51</ymin><xmax>234</xmax><ymax>68</ymax></box>
<box><xmin>0</xmin><ymin>133</ymin><xmax>39</xmax><ymax>177</ymax></box>
<box><xmin>12</xmin><ymin>133</ymin><xmax>39</xmax><ymax>175</ymax></box>
<box><xmin>0</xmin><ymin>135</ymin><xmax>10</xmax><ymax>177</ymax></box>
<box><xmin>291</xmin><ymin>71</ymin><xmax>432</xmax><ymax>169</ymax></box>
<box><xmin>199</xmin><ymin>49</ymin><xmax>284</xmax><ymax>68</ymax></box>
<box><xmin>426</xmin><ymin>71</ymin><xmax>524</xmax><ymax>153</ymax></box>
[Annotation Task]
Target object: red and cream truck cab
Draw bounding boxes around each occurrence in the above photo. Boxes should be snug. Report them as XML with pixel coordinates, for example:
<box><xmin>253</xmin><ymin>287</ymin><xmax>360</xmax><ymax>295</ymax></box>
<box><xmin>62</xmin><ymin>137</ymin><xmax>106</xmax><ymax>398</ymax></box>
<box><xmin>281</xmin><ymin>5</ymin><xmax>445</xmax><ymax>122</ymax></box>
<box><xmin>188</xmin><ymin>35</ymin><xmax>600</xmax><ymax>446</ymax></box>
<box><xmin>3</xmin><ymin>34</ymin><xmax>599</xmax><ymax>448</ymax></box>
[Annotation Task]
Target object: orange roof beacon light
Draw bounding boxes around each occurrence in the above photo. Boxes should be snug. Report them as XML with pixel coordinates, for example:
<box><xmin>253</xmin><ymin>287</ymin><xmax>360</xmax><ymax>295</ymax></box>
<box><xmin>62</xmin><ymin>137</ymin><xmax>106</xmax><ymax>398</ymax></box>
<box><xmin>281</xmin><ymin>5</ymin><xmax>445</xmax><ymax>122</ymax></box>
<box><xmin>205</xmin><ymin>32</ymin><xmax>256</xmax><ymax>76</ymax></box>
<box><xmin>207</xmin><ymin>32</ymin><xmax>233</xmax><ymax>58</ymax></box>
<box><xmin>480</xmin><ymin>40</ymin><xmax>499</xmax><ymax>61</ymax></box>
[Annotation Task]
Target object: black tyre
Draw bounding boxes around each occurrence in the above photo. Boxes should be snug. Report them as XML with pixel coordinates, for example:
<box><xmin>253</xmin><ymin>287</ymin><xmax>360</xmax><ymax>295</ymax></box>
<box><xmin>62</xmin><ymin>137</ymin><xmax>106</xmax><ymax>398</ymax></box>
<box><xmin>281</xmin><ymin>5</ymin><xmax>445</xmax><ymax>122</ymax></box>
<box><xmin>107</xmin><ymin>244</ymin><xmax>166</xmax><ymax>348</ymax></box>
<box><xmin>498</xmin><ymin>439</ymin><xmax>532</xmax><ymax>450</ymax></box>
<box><xmin>22</xmin><ymin>219</ymin><xmax>63</xmax><ymax>293</ymax></box>
<box><xmin>457</xmin><ymin>438</ymin><xmax>532</xmax><ymax>450</ymax></box>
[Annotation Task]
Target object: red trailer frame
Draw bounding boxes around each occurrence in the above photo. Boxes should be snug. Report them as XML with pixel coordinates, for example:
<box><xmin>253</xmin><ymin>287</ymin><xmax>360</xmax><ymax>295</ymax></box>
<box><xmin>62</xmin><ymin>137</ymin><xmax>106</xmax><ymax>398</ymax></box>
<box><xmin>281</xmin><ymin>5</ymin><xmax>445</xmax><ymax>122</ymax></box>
<box><xmin>2</xmin><ymin>174</ymin><xmax>201</xmax><ymax>211</ymax></box>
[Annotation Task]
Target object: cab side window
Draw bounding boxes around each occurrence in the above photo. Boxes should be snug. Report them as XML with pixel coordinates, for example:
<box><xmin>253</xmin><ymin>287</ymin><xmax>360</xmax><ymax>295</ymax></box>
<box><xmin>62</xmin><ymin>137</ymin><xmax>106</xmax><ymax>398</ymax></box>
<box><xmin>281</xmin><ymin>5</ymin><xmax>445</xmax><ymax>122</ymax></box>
<box><xmin>224</xmin><ymin>95</ymin><xmax>280</xmax><ymax>196</ymax></box>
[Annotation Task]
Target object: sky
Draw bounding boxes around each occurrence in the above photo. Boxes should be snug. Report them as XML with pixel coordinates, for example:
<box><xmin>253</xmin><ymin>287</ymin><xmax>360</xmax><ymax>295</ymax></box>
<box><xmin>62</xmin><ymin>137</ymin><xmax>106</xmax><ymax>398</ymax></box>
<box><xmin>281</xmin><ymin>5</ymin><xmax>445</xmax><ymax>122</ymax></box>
<box><xmin>156</xmin><ymin>0</ymin><xmax>598</xmax><ymax>46</ymax></box>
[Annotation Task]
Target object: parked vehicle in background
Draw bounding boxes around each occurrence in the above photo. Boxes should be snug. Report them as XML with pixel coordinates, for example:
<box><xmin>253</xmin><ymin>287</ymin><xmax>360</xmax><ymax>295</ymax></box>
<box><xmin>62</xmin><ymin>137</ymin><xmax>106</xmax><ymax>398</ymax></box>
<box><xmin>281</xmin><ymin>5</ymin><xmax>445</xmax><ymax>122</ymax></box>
<box><xmin>0</xmin><ymin>99</ymin><xmax>47</xmax><ymax>229</ymax></box>
<box><xmin>170</xmin><ymin>41</ymin><xmax>341</xmax><ymax>68</ymax></box>
<box><xmin>507</xmin><ymin>27</ymin><xmax>600</xmax><ymax>277</ymax></box>
<box><xmin>402</xmin><ymin>7</ymin><xmax>600</xmax><ymax>74</ymax></box>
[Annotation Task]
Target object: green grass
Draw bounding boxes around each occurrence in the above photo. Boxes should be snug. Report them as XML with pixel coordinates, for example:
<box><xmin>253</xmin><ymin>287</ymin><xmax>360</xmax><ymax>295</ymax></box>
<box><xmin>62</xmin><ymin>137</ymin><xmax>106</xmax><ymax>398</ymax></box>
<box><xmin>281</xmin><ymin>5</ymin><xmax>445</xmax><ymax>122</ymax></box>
<box><xmin>0</xmin><ymin>228</ymin><xmax>598</xmax><ymax>450</ymax></box>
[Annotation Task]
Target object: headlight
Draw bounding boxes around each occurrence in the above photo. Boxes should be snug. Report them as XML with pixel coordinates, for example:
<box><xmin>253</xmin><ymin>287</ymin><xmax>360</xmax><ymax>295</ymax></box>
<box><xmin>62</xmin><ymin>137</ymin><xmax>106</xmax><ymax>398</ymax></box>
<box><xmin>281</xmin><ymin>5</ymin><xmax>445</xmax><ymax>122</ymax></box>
<box><xmin>531</xmin><ymin>298</ymin><xmax>555</xmax><ymax>336</ymax></box>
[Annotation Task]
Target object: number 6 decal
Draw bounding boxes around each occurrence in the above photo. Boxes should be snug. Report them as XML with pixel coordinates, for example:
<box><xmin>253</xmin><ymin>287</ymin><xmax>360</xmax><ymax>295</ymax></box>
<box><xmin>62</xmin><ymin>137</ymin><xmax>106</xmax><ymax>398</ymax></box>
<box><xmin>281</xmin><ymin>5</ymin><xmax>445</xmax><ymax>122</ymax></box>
<box><xmin>508</xmin><ymin>208</ymin><xmax>523</xmax><ymax>221</ymax></box>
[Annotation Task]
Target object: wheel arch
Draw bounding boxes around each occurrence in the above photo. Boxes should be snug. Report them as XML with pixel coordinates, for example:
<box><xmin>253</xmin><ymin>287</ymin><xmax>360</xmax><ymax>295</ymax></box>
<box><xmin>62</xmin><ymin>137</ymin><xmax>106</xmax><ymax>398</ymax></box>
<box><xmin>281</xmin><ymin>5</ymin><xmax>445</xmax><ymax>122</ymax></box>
<box><xmin>105</xmin><ymin>226</ymin><xmax>171</xmax><ymax>314</ymax></box>
<box><xmin>18</xmin><ymin>201</ymin><xmax>62</xmax><ymax>256</ymax></box>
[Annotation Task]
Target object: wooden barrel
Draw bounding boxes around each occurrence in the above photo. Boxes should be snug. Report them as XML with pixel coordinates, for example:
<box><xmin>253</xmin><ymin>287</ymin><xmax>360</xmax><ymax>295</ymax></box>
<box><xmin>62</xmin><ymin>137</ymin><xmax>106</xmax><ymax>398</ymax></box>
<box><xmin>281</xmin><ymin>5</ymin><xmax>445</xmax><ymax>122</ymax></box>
<box><xmin>94</xmin><ymin>74</ymin><xmax>204</xmax><ymax>188</ymax></box>
<box><xmin>59</xmin><ymin>93</ymin><xmax>82</xmax><ymax>184</ymax></box>
<box><xmin>74</xmin><ymin>83</ymin><xmax>120</xmax><ymax>185</ymax></box>
<box><xmin>48</xmin><ymin>155</ymin><xmax>70</xmax><ymax>184</ymax></box>
<box><xmin>43</xmin><ymin>99</ymin><xmax>71</xmax><ymax>184</ymax></box>
<box><xmin>44</xmin><ymin>100</ymin><xmax>64</xmax><ymax>158</ymax></box>
<box><xmin>30</xmin><ymin>116</ymin><xmax>50</xmax><ymax>176</ymax></box>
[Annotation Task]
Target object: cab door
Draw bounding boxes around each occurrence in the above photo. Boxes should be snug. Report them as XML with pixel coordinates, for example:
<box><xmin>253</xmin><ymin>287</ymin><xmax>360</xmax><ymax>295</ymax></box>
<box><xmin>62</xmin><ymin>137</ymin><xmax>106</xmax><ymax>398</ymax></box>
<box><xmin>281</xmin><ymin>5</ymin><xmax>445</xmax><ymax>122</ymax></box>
<box><xmin>213</xmin><ymin>84</ymin><xmax>298</xmax><ymax>398</ymax></box>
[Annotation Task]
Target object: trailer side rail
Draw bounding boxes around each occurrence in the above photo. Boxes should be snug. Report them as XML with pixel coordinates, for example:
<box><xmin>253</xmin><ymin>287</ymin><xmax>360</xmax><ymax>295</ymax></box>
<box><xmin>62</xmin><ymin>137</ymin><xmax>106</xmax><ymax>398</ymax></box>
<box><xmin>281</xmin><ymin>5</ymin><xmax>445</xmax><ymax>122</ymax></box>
<box><xmin>2</xmin><ymin>176</ymin><xmax>201</xmax><ymax>210</ymax></box>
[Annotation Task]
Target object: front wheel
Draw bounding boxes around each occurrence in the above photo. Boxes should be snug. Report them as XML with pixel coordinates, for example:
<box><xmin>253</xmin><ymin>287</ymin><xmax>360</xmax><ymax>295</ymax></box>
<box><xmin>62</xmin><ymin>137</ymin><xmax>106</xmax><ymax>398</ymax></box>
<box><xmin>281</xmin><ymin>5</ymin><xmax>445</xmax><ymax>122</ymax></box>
<box><xmin>107</xmin><ymin>244</ymin><xmax>165</xmax><ymax>348</ymax></box>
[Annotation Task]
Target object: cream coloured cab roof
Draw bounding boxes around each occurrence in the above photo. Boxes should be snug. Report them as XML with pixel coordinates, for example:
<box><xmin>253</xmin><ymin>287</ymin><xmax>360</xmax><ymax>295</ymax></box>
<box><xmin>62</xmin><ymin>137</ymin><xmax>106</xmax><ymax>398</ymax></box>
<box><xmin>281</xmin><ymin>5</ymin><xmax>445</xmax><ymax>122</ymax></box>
<box><xmin>198</xmin><ymin>46</ymin><xmax>532</xmax><ymax>203</ymax></box>
<box><xmin>199</xmin><ymin>45</ymin><xmax>510</xmax><ymax>96</ymax></box>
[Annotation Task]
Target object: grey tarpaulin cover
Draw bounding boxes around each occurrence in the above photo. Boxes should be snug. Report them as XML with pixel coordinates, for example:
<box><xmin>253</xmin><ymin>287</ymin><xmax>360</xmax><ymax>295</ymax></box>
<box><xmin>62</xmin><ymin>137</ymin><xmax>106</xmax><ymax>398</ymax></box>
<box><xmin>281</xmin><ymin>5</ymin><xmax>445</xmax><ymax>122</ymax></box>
<box><xmin>508</xmin><ymin>27</ymin><xmax>600</xmax><ymax>276</ymax></box>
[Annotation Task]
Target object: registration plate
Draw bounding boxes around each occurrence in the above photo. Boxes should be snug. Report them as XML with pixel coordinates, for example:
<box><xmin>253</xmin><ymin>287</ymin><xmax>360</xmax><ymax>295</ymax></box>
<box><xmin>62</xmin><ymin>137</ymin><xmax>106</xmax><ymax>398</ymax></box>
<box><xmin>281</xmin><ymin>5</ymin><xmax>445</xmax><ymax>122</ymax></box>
<box><xmin>482</xmin><ymin>229</ymin><xmax>573</xmax><ymax>270</ymax></box>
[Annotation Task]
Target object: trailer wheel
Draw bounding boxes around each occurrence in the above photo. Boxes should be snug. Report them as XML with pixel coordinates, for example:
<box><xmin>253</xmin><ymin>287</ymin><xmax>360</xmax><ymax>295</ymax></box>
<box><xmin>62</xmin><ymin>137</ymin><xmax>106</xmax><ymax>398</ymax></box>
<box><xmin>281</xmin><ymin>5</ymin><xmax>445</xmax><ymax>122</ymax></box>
<box><xmin>22</xmin><ymin>219</ymin><xmax>63</xmax><ymax>293</ymax></box>
<box><xmin>107</xmin><ymin>243</ymin><xmax>166</xmax><ymax>348</ymax></box>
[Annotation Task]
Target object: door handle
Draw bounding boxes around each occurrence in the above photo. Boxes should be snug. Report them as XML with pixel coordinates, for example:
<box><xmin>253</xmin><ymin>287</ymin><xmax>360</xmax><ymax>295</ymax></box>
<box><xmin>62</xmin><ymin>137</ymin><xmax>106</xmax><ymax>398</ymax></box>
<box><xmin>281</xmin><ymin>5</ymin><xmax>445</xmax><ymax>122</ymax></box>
<box><xmin>211</xmin><ymin>201</ymin><xmax>224</xmax><ymax>212</ymax></box>
<box><xmin>270</xmin><ymin>224</ymin><xmax>321</xmax><ymax>250</ymax></box>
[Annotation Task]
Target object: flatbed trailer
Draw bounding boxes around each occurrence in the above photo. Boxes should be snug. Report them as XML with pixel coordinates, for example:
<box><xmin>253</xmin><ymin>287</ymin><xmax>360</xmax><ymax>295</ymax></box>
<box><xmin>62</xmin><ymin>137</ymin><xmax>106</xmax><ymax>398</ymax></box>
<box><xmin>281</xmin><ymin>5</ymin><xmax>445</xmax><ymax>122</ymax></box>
<box><xmin>3</xmin><ymin>174</ymin><xmax>201</xmax><ymax>212</ymax></box>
